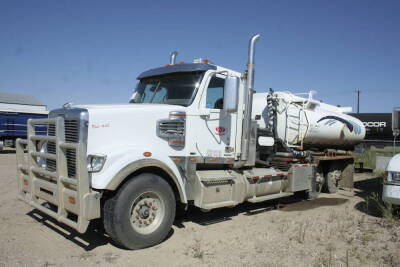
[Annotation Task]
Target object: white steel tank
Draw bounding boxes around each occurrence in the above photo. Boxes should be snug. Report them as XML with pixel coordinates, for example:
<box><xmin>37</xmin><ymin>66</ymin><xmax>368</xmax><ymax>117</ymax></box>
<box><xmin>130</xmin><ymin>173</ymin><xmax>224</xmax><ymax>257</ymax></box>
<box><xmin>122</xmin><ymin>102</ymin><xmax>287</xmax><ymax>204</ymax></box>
<box><xmin>252</xmin><ymin>91</ymin><xmax>366</xmax><ymax>149</ymax></box>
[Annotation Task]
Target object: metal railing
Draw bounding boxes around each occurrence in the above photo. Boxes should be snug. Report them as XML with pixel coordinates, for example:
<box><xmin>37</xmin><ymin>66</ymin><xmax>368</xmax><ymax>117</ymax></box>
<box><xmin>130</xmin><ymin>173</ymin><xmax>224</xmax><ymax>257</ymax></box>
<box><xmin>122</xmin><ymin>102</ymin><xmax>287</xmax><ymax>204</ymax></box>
<box><xmin>16</xmin><ymin>117</ymin><xmax>100</xmax><ymax>233</ymax></box>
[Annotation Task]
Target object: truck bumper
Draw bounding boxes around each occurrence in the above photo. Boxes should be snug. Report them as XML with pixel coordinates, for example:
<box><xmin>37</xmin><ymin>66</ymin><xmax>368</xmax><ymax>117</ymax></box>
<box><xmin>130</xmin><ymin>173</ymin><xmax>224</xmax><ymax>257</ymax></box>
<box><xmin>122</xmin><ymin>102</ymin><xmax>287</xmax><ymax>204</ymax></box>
<box><xmin>382</xmin><ymin>184</ymin><xmax>400</xmax><ymax>206</ymax></box>
<box><xmin>15</xmin><ymin>117</ymin><xmax>101</xmax><ymax>233</ymax></box>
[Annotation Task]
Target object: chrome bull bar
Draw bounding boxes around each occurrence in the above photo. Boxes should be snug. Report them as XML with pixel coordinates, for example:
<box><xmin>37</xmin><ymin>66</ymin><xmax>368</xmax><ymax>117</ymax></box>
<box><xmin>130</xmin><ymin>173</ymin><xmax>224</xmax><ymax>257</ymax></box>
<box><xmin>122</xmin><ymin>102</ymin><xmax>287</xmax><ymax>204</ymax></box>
<box><xmin>16</xmin><ymin>117</ymin><xmax>100</xmax><ymax>233</ymax></box>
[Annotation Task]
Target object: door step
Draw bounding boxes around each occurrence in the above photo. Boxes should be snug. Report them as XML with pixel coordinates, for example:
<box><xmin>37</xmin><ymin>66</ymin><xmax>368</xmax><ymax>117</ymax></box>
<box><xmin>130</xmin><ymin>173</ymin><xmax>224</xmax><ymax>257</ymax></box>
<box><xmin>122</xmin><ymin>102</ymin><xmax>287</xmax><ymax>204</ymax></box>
<box><xmin>247</xmin><ymin>192</ymin><xmax>293</xmax><ymax>203</ymax></box>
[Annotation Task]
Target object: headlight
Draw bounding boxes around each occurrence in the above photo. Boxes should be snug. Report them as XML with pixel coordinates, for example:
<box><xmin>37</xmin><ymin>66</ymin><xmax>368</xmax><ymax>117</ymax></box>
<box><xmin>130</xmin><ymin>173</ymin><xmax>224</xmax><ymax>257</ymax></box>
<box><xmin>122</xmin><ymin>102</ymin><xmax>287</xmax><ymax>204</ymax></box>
<box><xmin>87</xmin><ymin>154</ymin><xmax>107</xmax><ymax>172</ymax></box>
<box><xmin>36</xmin><ymin>141</ymin><xmax>47</xmax><ymax>168</ymax></box>
<box><xmin>387</xmin><ymin>171</ymin><xmax>400</xmax><ymax>183</ymax></box>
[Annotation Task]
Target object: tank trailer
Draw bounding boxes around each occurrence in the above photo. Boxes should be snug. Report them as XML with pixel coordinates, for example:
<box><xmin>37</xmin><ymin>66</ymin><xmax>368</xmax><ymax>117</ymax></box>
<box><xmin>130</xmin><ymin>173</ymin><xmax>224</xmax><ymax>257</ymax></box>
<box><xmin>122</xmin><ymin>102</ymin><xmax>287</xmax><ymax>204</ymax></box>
<box><xmin>16</xmin><ymin>34</ymin><xmax>365</xmax><ymax>249</ymax></box>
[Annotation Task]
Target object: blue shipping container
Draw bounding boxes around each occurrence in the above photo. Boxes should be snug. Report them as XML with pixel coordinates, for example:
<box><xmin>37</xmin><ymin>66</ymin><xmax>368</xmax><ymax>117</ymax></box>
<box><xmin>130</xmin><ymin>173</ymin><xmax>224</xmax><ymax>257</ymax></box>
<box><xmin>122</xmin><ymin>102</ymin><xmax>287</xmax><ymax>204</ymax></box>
<box><xmin>0</xmin><ymin>112</ymin><xmax>48</xmax><ymax>148</ymax></box>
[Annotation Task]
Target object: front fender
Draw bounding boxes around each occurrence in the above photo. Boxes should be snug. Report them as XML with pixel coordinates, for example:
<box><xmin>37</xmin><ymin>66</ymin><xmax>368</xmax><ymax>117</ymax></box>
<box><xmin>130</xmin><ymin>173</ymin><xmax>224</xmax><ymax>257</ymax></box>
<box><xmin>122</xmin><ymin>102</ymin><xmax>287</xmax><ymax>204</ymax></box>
<box><xmin>90</xmin><ymin>146</ymin><xmax>187</xmax><ymax>203</ymax></box>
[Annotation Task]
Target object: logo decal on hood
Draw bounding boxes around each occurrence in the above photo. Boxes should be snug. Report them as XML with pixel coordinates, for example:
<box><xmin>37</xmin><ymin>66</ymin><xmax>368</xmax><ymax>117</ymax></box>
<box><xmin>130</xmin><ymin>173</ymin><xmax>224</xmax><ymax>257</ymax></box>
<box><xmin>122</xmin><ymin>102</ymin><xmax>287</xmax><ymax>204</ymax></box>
<box><xmin>92</xmin><ymin>123</ymin><xmax>110</xmax><ymax>129</ymax></box>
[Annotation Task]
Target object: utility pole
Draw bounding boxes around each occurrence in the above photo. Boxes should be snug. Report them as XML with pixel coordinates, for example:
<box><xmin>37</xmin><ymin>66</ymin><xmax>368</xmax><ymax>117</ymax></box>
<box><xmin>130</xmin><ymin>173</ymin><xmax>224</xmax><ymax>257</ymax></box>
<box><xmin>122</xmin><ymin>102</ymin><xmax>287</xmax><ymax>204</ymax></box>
<box><xmin>355</xmin><ymin>90</ymin><xmax>361</xmax><ymax>113</ymax></box>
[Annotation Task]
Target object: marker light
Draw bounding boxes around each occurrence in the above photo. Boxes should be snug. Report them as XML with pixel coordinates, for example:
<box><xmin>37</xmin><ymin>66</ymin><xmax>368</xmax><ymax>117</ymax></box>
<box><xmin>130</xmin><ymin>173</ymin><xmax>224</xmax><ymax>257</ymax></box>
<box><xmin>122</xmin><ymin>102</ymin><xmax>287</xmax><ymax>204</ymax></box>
<box><xmin>168</xmin><ymin>139</ymin><xmax>185</xmax><ymax>146</ymax></box>
<box><xmin>143</xmin><ymin>152</ymin><xmax>152</xmax><ymax>157</ymax></box>
<box><xmin>68</xmin><ymin>197</ymin><xmax>76</xmax><ymax>204</ymax></box>
<box><xmin>87</xmin><ymin>154</ymin><xmax>107</xmax><ymax>173</ymax></box>
<box><xmin>169</xmin><ymin>111</ymin><xmax>186</xmax><ymax>119</ymax></box>
<box><xmin>193</xmin><ymin>58</ymin><xmax>212</xmax><ymax>64</ymax></box>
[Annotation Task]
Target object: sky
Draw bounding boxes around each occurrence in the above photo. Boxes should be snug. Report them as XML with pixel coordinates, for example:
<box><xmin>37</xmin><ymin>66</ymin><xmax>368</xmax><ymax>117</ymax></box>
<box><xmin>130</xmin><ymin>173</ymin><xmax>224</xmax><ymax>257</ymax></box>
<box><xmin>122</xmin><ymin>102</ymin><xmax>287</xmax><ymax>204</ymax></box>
<box><xmin>0</xmin><ymin>0</ymin><xmax>399</xmax><ymax>112</ymax></box>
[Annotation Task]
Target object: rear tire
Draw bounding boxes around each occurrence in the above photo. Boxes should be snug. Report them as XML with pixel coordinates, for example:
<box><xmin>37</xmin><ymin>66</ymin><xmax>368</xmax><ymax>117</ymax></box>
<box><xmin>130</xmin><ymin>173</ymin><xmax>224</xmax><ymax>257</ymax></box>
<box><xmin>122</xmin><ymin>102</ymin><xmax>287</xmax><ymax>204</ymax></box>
<box><xmin>103</xmin><ymin>173</ymin><xmax>176</xmax><ymax>249</ymax></box>
<box><xmin>325</xmin><ymin>164</ymin><xmax>342</xmax><ymax>193</ymax></box>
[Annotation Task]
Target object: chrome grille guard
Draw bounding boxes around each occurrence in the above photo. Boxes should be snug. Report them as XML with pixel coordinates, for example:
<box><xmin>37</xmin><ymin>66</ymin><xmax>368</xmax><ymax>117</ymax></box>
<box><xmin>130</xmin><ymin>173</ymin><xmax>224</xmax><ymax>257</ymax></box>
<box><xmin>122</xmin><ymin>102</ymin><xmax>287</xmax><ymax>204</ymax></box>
<box><xmin>16</xmin><ymin>117</ymin><xmax>100</xmax><ymax>233</ymax></box>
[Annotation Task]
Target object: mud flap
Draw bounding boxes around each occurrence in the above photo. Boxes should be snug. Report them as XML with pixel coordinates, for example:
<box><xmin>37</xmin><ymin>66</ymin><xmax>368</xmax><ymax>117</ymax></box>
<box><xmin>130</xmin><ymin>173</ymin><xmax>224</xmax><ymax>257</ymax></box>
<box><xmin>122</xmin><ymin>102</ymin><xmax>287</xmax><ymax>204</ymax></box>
<box><xmin>338</xmin><ymin>160</ymin><xmax>354</xmax><ymax>191</ymax></box>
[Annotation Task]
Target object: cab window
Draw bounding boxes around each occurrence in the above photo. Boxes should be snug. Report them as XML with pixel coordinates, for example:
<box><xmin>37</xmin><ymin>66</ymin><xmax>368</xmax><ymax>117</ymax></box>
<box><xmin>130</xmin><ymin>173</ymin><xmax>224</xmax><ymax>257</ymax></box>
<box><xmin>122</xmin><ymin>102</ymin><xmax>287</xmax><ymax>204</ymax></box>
<box><xmin>206</xmin><ymin>76</ymin><xmax>225</xmax><ymax>109</ymax></box>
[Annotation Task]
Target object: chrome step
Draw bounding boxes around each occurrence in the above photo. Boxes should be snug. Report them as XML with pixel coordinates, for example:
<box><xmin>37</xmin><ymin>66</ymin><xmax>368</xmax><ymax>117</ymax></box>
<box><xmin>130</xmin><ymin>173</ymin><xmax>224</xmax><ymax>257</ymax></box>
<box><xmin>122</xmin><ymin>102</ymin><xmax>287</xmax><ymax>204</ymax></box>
<box><xmin>247</xmin><ymin>192</ymin><xmax>293</xmax><ymax>203</ymax></box>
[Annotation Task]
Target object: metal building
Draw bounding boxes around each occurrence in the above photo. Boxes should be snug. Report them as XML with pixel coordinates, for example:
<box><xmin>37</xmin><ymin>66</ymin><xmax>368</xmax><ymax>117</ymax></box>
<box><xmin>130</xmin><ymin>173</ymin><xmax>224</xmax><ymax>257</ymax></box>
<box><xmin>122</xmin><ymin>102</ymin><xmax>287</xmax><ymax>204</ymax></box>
<box><xmin>0</xmin><ymin>92</ymin><xmax>48</xmax><ymax>149</ymax></box>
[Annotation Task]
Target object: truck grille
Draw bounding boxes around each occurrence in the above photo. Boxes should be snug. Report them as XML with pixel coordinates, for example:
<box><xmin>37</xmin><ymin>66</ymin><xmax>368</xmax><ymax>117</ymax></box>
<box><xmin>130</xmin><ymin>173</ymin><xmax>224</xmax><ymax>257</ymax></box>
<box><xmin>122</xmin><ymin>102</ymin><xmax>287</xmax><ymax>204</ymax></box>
<box><xmin>46</xmin><ymin>119</ymin><xmax>80</xmax><ymax>178</ymax></box>
<box><xmin>158</xmin><ymin>120</ymin><xmax>185</xmax><ymax>137</ymax></box>
<box><xmin>46</xmin><ymin>124</ymin><xmax>56</xmax><ymax>172</ymax></box>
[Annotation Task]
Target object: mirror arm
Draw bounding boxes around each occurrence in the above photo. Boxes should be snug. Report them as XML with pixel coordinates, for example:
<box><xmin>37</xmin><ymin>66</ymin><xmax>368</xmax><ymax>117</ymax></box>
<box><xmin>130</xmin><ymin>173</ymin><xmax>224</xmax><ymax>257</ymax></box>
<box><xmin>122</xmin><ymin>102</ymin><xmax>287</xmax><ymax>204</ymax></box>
<box><xmin>215</xmin><ymin>70</ymin><xmax>229</xmax><ymax>76</ymax></box>
<box><xmin>199</xmin><ymin>108</ymin><xmax>211</xmax><ymax>118</ymax></box>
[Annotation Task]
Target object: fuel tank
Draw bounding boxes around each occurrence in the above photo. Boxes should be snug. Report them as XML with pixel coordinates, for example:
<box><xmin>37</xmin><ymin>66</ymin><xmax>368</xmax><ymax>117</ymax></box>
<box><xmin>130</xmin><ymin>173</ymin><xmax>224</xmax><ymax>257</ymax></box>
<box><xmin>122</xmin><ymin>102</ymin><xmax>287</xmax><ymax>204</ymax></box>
<box><xmin>252</xmin><ymin>91</ymin><xmax>366</xmax><ymax>149</ymax></box>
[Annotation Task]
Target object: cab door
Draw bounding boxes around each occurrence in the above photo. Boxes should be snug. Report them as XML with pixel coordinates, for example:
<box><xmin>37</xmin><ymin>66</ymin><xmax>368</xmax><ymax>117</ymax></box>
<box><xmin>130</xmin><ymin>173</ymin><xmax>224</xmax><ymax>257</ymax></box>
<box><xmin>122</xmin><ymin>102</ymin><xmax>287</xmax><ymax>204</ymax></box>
<box><xmin>189</xmin><ymin>73</ymin><xmax>237</xmax><ymax>159</ymax></box>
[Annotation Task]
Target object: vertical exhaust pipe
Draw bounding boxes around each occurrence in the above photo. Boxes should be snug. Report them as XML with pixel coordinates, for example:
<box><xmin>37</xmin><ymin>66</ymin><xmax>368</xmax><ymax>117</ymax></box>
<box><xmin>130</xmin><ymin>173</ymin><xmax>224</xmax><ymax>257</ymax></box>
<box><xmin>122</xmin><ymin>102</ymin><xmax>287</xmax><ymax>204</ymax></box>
<box><xmin>170</xmin><ymin>51</ymin><xmax>178</xmax><ymax>64</ymax></box>
<box><xmin>241</xmin><ymin>34</ymin><xmax>261</xmax><ymax>161</ymax></box>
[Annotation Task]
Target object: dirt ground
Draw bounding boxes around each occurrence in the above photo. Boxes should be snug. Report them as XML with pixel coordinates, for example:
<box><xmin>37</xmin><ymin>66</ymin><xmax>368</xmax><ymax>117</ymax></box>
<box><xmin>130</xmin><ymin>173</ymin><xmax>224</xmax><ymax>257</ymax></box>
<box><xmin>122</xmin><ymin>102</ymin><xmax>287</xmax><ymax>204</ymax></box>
<box><xmin>1</xmin><ymin>151</ymin><xmax>399</xmax><ymax>267</ymax></box>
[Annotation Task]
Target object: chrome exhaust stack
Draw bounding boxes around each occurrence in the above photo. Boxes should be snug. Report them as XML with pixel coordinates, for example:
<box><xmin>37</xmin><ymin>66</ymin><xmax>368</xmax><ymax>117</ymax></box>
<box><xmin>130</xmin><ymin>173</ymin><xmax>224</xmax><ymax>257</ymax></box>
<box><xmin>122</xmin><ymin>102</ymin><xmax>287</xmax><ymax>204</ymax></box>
<box><xmin>170</xmin><ymin>51</ymin><xmax>178</xmax><ymax>64</ymax></box>
<box><xmin>241</xmin><ymin>34</ymin><xmax>261</xmax><ymax>161</ymax></box>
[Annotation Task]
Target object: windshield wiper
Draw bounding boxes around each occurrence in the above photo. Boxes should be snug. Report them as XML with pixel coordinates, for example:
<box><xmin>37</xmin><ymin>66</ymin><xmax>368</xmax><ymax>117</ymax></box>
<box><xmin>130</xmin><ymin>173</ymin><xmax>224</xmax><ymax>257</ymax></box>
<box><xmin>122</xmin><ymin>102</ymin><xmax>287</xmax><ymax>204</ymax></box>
<box><xmin>149</xmin><ymin>81</ymin><xmax>161</xmax><ymax>103</ymax></box>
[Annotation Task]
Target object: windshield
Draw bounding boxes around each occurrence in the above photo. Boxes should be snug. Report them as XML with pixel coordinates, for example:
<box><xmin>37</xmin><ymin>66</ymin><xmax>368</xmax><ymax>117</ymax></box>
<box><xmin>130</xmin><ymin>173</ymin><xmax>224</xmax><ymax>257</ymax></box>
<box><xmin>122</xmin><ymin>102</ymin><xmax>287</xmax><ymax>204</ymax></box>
<box><xmin>130</xmin><ymin>72</ymin><xmax>204</xmax><ymax>106</ymax></box>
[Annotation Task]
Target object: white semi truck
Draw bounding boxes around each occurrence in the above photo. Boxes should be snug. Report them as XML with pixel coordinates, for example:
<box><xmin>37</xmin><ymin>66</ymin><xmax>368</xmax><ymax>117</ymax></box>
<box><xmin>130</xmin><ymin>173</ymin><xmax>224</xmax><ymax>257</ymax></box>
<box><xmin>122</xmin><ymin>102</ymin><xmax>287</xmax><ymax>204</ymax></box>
<box><xmin>16</xmin><ymin>34</ymin><xmax>365</xmax><ymax>249</ymax></box>
<box><xmin>382</xmin><ymin>108</ymin><xmax>400</xmax><ymax>206</ymax></box>
<box><xmin>383</xmin><ymin>154</ymin><xmax>400</xmax><ymax>206</ymax></box>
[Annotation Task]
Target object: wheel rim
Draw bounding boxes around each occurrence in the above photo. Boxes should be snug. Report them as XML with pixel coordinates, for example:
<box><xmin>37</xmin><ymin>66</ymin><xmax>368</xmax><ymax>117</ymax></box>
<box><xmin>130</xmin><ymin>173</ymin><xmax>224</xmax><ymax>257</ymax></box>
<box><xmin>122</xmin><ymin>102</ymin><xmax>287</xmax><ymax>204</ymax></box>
<box><xmin>330</xmin><ymin>170</ymin><xmax>342</xmax><ymax>188</ymax></box>
<box><xmin>129</xmin><ymin>191</ymin><xmax>165</xmax><ymax>235</ymax></box>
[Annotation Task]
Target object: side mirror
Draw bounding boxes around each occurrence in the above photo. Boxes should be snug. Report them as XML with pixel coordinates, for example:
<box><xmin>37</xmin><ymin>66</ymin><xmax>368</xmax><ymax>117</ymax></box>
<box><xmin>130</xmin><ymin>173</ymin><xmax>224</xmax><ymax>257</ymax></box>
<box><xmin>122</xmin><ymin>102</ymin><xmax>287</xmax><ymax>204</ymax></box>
<box><xmin>223</xmin><ymin>76</ymin><xmax>239</xmax><ymax>113</ymax></box>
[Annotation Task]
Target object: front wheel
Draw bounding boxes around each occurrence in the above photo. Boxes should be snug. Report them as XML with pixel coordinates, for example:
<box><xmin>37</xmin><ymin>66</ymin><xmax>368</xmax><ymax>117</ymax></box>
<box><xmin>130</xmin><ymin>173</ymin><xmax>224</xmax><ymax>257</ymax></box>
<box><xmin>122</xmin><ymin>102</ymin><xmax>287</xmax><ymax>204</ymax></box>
<box><xmin>103</xmin><ymin>173</ymin><xmax>176</xmax><ymax>249</ymax></box>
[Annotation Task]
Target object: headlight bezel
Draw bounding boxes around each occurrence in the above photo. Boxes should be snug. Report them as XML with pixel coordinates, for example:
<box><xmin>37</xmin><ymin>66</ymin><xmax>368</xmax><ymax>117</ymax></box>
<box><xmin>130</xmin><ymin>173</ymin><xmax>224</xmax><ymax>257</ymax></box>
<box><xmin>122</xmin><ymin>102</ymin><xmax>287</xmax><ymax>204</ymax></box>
<box><xmin>387</xmin><ymin>171</ymin><xmax>400</xmax><ymax>183</ymax></box>
<box><xmin>87</xmin><ymin>154</ymin><xmax>107</xmax><ymax>173</ymax></box>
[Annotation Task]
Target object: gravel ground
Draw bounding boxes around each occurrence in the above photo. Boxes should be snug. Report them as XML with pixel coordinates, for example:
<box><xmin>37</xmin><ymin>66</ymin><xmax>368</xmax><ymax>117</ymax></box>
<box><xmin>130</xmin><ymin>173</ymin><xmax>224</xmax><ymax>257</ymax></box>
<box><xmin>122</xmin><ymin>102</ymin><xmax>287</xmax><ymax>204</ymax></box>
<box><xmin>1</xmin><ymin>151</ymin><xmax>399</xmax><ymax>267</ymax></box>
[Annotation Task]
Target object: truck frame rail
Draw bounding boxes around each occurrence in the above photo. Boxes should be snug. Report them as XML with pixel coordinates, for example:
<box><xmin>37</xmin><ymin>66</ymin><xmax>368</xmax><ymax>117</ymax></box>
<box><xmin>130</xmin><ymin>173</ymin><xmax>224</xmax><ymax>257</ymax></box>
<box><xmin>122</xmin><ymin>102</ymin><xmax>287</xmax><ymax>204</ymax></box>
<box><xmin>16</xmin><ymin>117</ymin><xmax>100</xmax><ymax>233</ymax></box>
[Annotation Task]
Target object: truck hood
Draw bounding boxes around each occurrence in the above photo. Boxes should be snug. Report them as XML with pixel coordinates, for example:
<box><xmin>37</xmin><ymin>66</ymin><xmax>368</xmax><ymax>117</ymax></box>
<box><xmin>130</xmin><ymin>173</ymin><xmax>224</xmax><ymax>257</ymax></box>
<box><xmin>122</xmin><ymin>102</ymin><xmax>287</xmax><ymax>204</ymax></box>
<box><xmin>74</xmin><ymin>103</ymin><xmax>186</xmax><ymax>155</ymax></box>
<box><xmin>74</xmin><ymin>103</ymin><xmax>181</xmax><ymax>111</ymax></box>
<box><xmin>387</xmin><ymin>154</ymin><xmax>400</xmax><ymax>172</ymax></box>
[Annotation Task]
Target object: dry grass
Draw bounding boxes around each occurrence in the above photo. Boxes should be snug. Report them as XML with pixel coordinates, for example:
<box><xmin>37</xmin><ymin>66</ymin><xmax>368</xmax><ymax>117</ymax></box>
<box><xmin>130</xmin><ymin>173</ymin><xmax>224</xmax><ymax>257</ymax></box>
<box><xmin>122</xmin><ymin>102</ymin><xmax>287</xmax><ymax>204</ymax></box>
<box><xmin>355</xmin><ymin>145</ymin><xmax>400</xmax><ymax>170</ymax></box>
<box><xmin>185</xmin><ymin>239</ymin><xmax>206</xmax><ymax>261</ymax></box>
<box><xmin>295</xmin><ymin>222</ymin><xmax>309</xmax><ymax>243</ymax></box>
<box><xmin>367</xmin><ymin>192</ymin><xmax>400</xmax><ymax>227</ymax></box>
<box><xmin>309</xmin><ymin>196</ymin><xmax>400</xmax><ymax>267</ymax></box>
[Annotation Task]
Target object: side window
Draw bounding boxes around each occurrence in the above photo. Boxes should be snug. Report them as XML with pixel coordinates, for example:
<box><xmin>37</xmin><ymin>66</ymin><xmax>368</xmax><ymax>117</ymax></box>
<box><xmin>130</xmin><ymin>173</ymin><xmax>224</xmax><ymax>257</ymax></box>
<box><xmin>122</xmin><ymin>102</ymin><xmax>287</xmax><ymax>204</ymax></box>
<box><xmin>206</xmin><ymin>76</ymin><xmax>225</xmax><ymax>109</ymax></box>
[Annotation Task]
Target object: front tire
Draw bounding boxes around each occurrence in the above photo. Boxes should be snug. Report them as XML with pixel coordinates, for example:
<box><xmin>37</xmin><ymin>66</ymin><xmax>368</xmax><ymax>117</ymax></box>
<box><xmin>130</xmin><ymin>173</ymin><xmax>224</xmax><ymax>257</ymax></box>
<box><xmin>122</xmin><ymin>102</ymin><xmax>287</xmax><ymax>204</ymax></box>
<box><xmin>103</xmin><ymin>173</ymin><xmax>176</xmax><ymax>249</ymax></box>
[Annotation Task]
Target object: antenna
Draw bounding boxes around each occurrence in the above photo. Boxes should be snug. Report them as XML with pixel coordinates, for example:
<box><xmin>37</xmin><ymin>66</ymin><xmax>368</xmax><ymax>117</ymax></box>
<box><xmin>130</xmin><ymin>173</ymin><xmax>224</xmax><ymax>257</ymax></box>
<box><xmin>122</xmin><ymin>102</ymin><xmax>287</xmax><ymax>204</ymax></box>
<box><xmin>355</xmin><ymin>90</ymin><xmax>361</xmax><ymax>113</ymax></box>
